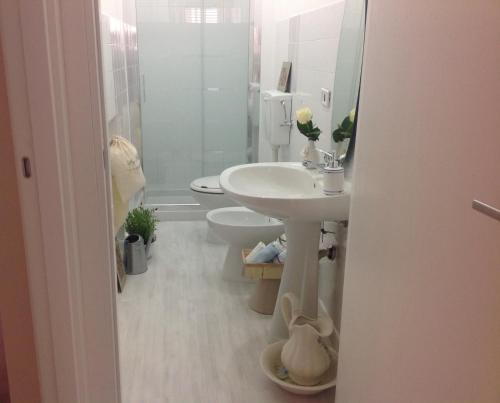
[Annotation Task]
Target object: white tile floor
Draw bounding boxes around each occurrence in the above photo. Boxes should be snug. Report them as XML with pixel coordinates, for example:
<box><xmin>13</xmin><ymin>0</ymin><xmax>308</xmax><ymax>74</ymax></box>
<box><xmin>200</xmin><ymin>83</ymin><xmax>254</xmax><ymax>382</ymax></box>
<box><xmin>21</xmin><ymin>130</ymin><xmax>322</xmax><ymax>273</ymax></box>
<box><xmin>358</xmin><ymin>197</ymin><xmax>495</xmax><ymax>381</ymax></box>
<box><xmin>117</xmin><ymin>221</ymin><xmax>335</xmax><ymax>403</ymax></box>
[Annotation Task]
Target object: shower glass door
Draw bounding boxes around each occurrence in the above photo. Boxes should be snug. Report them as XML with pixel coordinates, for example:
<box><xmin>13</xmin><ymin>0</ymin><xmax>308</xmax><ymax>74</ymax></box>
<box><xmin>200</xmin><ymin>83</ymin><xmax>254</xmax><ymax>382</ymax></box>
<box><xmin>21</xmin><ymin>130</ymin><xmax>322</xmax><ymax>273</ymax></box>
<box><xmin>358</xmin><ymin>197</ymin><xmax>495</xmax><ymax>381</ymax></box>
<box><xmin>136</xmin><ymin>0</ymin><xmax>250</xmax><ymax>208</ymax></box>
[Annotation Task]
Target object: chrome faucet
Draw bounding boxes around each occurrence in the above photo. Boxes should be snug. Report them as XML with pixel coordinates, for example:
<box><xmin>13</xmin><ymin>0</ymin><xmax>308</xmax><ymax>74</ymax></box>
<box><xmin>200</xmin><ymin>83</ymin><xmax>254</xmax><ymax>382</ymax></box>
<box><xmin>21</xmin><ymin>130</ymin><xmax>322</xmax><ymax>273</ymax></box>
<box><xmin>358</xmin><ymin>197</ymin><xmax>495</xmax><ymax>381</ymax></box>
<box><xmin>309</xmin><ymin>149</ymin><xmax>347</xmax><ymax>170</ymax></box>
<box><xmin>317</xmin><ymin>148</ymin><xmax>335</xmax><ymax>169</ymax></box>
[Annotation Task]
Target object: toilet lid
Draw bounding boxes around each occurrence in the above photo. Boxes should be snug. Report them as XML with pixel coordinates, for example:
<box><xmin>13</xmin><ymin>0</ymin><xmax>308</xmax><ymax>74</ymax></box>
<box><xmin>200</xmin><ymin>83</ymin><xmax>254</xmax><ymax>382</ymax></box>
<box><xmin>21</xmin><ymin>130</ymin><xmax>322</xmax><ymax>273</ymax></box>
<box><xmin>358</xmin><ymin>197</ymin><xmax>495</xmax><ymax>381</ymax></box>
<box><xmin>190</xmin><ymin>175</ymin><xmax>224</xmax><ymax>194</ymax></box>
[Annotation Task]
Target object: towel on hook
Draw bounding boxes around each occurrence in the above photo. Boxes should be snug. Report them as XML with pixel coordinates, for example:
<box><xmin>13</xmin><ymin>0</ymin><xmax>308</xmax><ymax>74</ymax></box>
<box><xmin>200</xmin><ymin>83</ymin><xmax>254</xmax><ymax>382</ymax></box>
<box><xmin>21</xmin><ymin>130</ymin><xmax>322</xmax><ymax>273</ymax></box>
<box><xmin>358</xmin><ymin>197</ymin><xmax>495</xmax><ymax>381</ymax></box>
<box><xmin>109</xmin><ymin>136</ymin><xmax>146</xmax><ymax>233</ymax></box>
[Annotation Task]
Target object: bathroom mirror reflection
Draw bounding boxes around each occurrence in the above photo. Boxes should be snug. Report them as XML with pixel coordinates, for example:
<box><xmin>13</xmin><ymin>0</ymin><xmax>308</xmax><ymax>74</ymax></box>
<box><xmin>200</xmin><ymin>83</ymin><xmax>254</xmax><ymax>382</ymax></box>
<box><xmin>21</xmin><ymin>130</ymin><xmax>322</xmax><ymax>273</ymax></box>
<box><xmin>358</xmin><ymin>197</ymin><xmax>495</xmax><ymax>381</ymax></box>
<box><xmin>331</xmin><ymin>0</ymin><xmax>366</xmax><ymax>171</ymax></box>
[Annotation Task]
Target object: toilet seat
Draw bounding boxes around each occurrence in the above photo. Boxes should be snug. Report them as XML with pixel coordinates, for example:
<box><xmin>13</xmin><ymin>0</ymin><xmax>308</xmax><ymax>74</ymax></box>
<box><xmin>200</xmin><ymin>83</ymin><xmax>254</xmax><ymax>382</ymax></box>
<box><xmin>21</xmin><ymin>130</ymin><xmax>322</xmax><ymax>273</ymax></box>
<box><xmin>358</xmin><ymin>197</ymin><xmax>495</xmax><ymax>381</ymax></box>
<box><xmin>190</xmin><ymin>176</ymin><xmax>223</xmax><ymax>194</ymax></box>
<box><xmin>190</xmin><ymin>175</ymin><xmax>238</xmax><ymax>211</ymax></box>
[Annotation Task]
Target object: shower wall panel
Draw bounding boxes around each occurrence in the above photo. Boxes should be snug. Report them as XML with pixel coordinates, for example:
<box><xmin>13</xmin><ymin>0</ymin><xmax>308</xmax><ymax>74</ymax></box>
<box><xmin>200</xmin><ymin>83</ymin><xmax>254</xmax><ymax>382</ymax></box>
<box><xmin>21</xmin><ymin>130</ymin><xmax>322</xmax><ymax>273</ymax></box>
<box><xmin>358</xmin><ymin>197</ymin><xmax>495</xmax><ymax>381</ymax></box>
<box><xmin>136</xmin><ymin>0</ymin><xmax>250</xmax><ymax>205</ymax></box>
<box><xmin>203</xmin><ymin>21</ymin><xmax>249</xmax><ymax>176</ymax></box>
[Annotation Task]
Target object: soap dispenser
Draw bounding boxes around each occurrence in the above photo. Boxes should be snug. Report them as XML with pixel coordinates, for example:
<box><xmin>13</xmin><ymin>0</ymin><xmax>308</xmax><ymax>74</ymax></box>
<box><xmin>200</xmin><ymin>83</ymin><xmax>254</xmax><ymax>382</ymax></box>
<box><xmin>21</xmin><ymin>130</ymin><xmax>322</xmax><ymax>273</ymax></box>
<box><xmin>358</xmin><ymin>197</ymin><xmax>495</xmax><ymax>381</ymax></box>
<box><xmin>323</xmin><ymin>152</ymin><xmax>344</xmax><ymax>194</ymax></box>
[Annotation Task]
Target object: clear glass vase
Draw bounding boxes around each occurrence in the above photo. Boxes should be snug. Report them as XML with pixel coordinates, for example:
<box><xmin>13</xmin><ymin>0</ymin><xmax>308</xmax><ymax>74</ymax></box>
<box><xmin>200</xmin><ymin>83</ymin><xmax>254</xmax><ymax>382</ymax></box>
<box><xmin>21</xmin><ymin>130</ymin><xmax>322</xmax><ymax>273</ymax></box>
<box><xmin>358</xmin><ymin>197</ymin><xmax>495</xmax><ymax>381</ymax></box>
<box><xmin>302</xmin><ymin>140</ymin><xmax>320</xmax><ymax>169</ymax></box>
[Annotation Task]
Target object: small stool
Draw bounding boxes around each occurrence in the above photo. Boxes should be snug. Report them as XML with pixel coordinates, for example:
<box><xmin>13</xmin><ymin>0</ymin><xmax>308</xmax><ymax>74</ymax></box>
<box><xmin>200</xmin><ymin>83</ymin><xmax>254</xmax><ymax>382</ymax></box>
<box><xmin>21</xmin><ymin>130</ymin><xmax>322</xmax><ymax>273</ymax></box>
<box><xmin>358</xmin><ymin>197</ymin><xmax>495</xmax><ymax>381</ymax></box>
<box><xmin>242</xmin><ymin>249</ymin><xmax>284</xmax><ymax>315</ymax></box>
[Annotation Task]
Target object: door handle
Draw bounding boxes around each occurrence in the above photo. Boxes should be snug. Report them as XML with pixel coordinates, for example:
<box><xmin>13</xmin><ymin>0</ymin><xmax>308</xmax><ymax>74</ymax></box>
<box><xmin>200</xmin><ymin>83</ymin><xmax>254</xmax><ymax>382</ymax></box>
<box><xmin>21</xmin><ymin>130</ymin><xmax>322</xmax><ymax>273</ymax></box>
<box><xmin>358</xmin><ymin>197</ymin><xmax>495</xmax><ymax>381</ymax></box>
<box><xmin>472</xmin><ymin>199</ymin><xmax>500</xmax><ymax>222</ymax></box>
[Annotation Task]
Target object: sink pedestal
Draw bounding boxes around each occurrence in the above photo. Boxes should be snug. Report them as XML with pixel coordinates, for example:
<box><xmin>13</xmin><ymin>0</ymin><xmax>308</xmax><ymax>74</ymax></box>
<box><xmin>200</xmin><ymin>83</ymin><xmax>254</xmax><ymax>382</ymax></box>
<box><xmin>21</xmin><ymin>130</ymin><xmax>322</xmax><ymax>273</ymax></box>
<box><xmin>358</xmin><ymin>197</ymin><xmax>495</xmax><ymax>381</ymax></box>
<box><xmin>269</xmin><ymin>221</ymin><xmax>322</xmax><ymax>341</ymax></box>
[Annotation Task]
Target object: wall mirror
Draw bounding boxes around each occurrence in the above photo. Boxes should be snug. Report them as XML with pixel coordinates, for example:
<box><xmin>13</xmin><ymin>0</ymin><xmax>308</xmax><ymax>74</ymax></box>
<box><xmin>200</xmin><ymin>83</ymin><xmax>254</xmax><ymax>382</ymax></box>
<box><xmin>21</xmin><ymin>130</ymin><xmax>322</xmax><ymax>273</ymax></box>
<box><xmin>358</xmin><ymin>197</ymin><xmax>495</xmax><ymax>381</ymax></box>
<box><xmin>330</xmin><ymin>0</ymin><xmax>366</xmax><ymax>173</ymax></box>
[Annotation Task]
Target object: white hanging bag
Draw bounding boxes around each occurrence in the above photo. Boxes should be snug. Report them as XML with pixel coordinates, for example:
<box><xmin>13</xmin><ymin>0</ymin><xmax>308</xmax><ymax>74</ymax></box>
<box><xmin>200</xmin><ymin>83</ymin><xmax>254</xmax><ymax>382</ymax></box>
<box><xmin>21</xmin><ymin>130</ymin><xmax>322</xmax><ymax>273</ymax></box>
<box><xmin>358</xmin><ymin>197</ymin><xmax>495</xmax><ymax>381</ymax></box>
<box><xmin>109</xmin><ymin>135</ymin><xmax>146</xmax><ymax>203</ymax></box>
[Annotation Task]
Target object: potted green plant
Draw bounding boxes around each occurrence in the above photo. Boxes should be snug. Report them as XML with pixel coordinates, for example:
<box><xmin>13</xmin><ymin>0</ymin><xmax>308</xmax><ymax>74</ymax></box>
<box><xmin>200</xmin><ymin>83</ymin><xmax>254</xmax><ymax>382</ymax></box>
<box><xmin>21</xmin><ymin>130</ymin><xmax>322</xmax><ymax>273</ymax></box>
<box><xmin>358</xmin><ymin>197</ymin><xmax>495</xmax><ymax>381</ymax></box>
<box><xmin>124</xmin><ymin>206</ymin><xmax>158</xmax><ymax>258</ymax></box>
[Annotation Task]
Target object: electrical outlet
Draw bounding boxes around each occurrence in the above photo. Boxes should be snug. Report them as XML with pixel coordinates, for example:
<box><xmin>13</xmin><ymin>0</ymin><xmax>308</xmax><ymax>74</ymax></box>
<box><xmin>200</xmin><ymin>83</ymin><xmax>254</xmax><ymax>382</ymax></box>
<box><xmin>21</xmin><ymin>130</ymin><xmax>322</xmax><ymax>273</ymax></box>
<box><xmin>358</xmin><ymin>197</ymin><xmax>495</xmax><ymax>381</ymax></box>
<box><xmin>321</xmin><ymin>88</ymin><xmax>331</xmax><ymax>107</ymax></box>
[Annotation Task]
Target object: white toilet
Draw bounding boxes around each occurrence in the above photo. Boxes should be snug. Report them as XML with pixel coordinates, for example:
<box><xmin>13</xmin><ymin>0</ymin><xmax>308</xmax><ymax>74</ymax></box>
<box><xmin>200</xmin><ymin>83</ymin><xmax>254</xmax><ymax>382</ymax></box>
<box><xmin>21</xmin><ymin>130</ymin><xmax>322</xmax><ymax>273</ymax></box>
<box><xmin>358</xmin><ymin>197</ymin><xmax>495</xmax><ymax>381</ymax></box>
<box><xmin>190</xmin><ymin>176</ymin><xmax>238</xmax><ymax>210</ymax></box>
<box><xmin>190</xmin><ymin>175</ymin><xmax>240</xmax><ymax>243</ymax></box>
<box><xmin>207</xmin><ymin>207</ymin><xmax>285</xmax><ymax>282</ymax></box>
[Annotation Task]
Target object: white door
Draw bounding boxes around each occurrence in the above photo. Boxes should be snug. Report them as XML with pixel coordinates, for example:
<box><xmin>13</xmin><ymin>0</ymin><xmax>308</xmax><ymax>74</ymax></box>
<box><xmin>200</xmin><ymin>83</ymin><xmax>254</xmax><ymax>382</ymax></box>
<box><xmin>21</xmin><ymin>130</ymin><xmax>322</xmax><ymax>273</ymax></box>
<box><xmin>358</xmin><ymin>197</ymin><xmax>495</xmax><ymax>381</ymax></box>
<box><xmin>0</xmin><ymin>0</ymin><xmax>120</xmax><ymax>401</ymax></box>
<box><xmin>336</xmin><ymin>1</ymin><xmax>500</xmax><ymax>402</ymax></box>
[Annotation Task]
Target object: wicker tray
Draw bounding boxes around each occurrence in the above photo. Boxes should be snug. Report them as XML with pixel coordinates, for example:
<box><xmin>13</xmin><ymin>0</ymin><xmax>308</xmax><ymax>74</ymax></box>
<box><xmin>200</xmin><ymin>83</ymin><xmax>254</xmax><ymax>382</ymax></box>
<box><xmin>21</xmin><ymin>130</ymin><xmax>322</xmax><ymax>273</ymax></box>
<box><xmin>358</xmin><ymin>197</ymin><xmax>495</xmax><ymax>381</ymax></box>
<box><xmin>242</xmin><ymin>249</ymin><xmax>284</xmax><ymax>280</ymax></box>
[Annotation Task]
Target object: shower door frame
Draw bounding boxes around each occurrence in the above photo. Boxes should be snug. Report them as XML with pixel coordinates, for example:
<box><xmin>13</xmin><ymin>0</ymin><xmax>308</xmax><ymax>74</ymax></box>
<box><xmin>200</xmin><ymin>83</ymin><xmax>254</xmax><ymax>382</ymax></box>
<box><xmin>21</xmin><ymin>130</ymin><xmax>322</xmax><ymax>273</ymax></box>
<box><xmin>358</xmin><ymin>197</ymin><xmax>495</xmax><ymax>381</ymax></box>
<box><xmin>139</xmin><ymin>0</ymin><xmax>262</xmax><ymax>219</ymax></box>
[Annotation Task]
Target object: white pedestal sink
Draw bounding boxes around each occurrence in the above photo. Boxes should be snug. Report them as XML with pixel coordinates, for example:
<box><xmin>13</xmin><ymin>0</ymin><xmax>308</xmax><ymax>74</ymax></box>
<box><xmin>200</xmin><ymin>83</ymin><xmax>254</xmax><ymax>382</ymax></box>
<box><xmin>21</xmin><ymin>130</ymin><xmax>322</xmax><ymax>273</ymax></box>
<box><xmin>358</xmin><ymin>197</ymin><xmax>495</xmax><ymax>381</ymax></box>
<box><xmin>220</xmin><ymin>162</ymin><xmax>350</xmax><ymax>341</ymax></box>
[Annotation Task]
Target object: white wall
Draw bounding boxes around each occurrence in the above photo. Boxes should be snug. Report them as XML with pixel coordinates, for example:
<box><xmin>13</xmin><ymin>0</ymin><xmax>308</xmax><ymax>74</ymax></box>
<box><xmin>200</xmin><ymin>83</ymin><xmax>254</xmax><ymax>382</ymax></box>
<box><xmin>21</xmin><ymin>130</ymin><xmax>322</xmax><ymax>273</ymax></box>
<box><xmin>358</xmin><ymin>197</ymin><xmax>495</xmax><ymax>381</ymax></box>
<box><xmin>100</xmin><ymin>0</ymin><xmax>143</xmax><ymax>211</ymax></box>
<box><xmin>336</xmin><ymin>1</ymin><xmax>500</xmax><ymax>402</ymax></box>
<box><xmin>273</xmin><ymin>0</ymin><xmax>346</xmax><ymax>21</ymax></box>
<box><xmin>259</xmin><ymin>1</ymin><xmax>345</xmax><ymax>163</ymax></box>
<box><xmin>100</xmin><ymin>0</ymin><xmax>141</xmax><ymax>151</ymax></box>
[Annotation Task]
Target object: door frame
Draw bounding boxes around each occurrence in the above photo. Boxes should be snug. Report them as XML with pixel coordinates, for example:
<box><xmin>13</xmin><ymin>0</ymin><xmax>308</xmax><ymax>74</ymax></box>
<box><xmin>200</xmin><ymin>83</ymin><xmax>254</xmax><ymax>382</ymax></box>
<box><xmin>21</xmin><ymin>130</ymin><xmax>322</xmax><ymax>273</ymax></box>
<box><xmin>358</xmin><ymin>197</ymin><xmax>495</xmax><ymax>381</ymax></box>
<box><xmin>0</xmin><ymin>0</ymin><xmax>120</xmax><ymax>401</ymax></box>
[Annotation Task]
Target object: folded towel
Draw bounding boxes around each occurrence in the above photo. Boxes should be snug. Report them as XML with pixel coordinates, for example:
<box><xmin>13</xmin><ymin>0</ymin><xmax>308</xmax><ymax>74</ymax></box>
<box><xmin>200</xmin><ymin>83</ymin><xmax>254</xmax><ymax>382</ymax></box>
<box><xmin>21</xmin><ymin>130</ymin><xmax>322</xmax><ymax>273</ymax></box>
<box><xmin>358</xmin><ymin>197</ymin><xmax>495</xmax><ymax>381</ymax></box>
<box><xmin>245</xmin><ymin>242</ymin><xmax>266</xmax><ymax>262</ymax></box>
<box><xmin>273</xmin><ymin>249</ymin><xmax>286</xmax><ymax>263</ymax></box>
<box><xmin>247</xmin><ymin>241</ymin><xmax>285</xmax><ymax>264</ymax></box>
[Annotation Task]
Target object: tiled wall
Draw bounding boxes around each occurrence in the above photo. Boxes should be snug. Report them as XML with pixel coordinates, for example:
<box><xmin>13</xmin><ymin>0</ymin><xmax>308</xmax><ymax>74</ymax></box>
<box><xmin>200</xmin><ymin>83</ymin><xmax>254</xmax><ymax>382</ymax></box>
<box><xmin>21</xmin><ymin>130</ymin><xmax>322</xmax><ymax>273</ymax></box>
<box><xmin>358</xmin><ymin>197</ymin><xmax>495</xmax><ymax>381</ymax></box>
<box><xmin>100</xmin><ymin>0</ymin><xmax>143</xmax><ymax>208</ymax></box>
<box><xmin>100</xmin><ymin>0</ymin><xmax>142</xmax><ymax>155</ymax></box>
<box><xmin>258</xmin><ymin>1</ymin><xmax>345</xmax><ymax>162</ymax></box>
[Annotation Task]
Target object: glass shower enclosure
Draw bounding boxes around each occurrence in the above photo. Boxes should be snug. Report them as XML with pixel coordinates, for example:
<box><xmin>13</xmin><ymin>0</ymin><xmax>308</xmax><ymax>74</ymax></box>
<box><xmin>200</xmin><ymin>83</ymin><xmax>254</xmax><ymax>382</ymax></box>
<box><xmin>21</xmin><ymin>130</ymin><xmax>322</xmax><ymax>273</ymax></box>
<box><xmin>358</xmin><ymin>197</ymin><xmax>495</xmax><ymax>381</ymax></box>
<box><xmin>136</xmin><ymin>0</ymin><xmax>259</xmax><ymax>213</ymax></box>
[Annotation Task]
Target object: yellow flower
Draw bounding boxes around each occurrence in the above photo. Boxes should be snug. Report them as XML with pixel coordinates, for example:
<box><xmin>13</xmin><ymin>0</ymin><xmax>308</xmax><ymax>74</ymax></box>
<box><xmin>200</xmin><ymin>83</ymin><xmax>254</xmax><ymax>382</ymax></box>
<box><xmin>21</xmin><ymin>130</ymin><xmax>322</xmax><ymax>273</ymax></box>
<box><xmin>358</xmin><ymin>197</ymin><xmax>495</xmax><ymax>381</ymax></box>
<box><xmin>349</xmin><ymin>108</ymin><xmax>356</xmax><ymax>123</ymax></box>
<box><xmin>296</xmin><ymin>107</ymin><xmax>313</xmax><ymax>124</ymax></box>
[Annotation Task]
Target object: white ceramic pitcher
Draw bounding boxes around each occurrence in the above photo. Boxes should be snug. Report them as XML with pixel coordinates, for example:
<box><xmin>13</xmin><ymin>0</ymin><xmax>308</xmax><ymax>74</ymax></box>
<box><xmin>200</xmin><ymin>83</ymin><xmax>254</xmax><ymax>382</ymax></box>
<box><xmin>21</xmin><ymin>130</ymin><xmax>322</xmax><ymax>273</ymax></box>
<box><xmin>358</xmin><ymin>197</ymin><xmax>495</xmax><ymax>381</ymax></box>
<box><xmin>280</xmin><ymin>292</ymin><xmax>334</xmax><ymax>386</ymax></box>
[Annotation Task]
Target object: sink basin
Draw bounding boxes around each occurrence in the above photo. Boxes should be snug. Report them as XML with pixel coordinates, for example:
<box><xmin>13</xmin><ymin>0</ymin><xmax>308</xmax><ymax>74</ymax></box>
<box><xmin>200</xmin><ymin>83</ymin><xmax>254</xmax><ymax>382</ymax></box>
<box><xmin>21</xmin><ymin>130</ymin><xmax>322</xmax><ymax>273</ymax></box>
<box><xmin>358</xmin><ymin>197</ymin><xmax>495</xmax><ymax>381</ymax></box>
<box><xmin>220</xmin><ymin>162</ymin><xmax>351</xmax><ymax>341</ymax></box>
<box><xmin>219</xmin><ymin>162</ymin><xmax>350</xmax><ymax>222</ymax></box>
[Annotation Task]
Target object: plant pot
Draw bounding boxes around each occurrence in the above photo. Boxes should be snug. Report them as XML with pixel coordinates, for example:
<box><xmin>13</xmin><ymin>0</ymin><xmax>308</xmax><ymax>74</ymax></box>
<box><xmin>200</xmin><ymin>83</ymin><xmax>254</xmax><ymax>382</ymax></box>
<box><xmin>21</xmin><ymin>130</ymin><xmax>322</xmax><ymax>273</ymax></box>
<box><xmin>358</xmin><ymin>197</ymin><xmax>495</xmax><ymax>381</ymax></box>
<box><xmin>124</xmin><ymin>234</ymin><xmax>148</xmax><ymax>275</ymax></box>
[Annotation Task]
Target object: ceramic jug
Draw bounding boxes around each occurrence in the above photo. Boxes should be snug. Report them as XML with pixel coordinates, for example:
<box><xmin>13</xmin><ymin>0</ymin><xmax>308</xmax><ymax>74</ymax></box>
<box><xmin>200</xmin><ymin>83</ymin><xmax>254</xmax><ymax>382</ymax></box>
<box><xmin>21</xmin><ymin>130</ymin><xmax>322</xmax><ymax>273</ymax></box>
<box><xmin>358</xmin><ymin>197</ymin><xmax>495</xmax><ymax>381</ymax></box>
<box><xmin>280</xmin><ymin>292</ymin><xmax>333</xmax><ymax>386</ymax></box>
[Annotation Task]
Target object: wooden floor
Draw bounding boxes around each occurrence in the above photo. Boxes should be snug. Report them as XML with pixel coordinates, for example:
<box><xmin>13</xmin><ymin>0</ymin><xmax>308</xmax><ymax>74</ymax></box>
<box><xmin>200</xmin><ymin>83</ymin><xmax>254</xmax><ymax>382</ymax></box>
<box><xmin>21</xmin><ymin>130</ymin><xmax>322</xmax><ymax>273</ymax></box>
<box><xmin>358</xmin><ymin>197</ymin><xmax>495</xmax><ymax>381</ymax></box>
<box><xmin>117</xmin><ymin>221</ymin><xmax>335</xmax><ymax>403</ymax></box>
